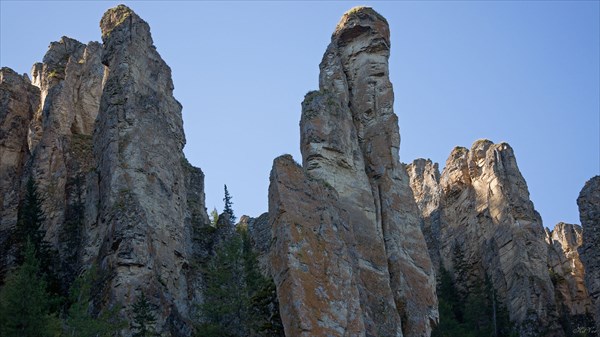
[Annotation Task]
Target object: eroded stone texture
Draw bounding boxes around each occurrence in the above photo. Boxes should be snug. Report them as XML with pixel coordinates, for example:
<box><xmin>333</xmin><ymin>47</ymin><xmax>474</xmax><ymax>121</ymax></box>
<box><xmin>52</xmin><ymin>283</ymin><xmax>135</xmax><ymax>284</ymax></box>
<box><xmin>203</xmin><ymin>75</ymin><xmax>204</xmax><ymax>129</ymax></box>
<box><xmin>405</xmin><ymin>159</ymin><xmax>442</xmax><ymax>270</ymax></box>
<box><xmin>94</xmin><ymin>5</ymin><xmax>197</xmax><ymax>334</ymax></box>
<box><xmin>0</xmin><ymin>67</ymin><xmax>40</xmax><ymax>279</ymax></box>
<box><xmin>546</xmin><ymin>223</ymin><xmax>592</xmax><ymax>318</ymax></box>
<box><xmin>269</xmin><ymin>7</ymin><xmax>437</xmax><ymax>337</ymax></box>
<box><xmin>578</xmin><ymin>176</ymin><xmax>600</xmax><ymax>332</ymax></box>
<box><xmin>408</xmin><ymin>140</ymin><xmax>565</xmax><ymax>336</ymax></box>
<box><xmin>26</xmin><ymin>37</ymin><xmax>103</xmax><ymax>249</ymax></box>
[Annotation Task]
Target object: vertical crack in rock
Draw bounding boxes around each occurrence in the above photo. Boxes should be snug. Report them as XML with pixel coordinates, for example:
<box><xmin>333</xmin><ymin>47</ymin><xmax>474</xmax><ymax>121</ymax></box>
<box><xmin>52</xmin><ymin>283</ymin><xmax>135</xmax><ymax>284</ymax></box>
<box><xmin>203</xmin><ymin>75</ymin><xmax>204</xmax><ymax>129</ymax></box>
<box><xmin>269</xmin><ymin>7</ymin><xmax>437</xmax><ymax>337</ymax></box>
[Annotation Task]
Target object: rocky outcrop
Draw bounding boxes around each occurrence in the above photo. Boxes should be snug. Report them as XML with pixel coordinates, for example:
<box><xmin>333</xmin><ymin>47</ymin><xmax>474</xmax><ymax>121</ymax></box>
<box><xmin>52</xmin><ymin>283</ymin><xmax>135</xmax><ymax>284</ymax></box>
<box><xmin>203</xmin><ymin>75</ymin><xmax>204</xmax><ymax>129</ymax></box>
<box><xmin>92</xmin><ymin>5</ymin><xmax>204</xmax><ymax>334</ymax></box>
<box><xmin>269</xmin><ymin>7</ymin><xmax>437</xmax><ymax>337</ymax></box>
<box><xmin>578</xmin><ymin>176</ymin><xmax>600</xmax><ymax>332</ymax></box>
<box><xmin>408</xmin><ymin>140</ymin><xmax>564</xmax><ymax>336</ymax></box>
<box><xmin>26</xmin><ymin>37</ymin><xmax>103</xmax><ymax>252</ymax></box>
<box><xmin>405</xmin><ymin>159</ymin><xmax>441</xmax><ymax>270</ymax></box>
<box><xmin>0</xmin><ymin>67</ymin><xmax>40</xmax><ymax>278</ymax></box>
<box><xmin>546</xmin><ymin>223</ymin><xmax>592</xmax><ymax>320</ymax></box>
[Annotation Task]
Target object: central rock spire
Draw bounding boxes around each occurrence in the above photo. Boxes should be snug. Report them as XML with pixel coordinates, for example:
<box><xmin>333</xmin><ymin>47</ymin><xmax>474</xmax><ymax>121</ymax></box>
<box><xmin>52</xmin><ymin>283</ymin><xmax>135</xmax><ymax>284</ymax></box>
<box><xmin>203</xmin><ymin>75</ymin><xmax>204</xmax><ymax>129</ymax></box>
<box><xmin>269</xmin><ymin>7</ymin><xmax>437</xmax><ymax>337</ymax></box>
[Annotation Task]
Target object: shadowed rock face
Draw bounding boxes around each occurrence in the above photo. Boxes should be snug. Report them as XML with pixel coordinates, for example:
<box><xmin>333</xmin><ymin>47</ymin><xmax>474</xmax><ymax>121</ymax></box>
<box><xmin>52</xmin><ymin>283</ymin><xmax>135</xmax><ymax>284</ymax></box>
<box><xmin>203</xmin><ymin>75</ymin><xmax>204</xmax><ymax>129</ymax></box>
<box><xmin>0</xmin><ymin>68</ymin><xmax>40</xmax><ymax>279</ymax></box>
<box><xmin>546</xmin><ymin>223</ymin><xmax>592</xmax><ymax>318</ymax></box>
<box><xmin>578</xmin><ymin>176</ymin><xmax>600</xmax><ymax>332</ymax></box>
<box><xmin>93</xmin><ymin>5</ymin><xmax>205</xmax><ymax>334</ymax></box>
<box><xmin>269</xmin><ymin>7</ymin><xmax>437</xmax><ymax>337</ymax></box>
<box><xmin>407</xmin><ymin>140</ymin><xmax>566</xmax><ymax>336</ymax></box>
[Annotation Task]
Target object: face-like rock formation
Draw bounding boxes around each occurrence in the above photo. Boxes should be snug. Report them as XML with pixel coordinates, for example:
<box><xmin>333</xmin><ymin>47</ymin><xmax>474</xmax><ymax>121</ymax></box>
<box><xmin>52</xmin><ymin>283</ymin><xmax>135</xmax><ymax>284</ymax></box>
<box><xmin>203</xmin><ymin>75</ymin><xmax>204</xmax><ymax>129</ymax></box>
<box><xmin>578</xmin><ymin>176</ymin><xmax>600</xmax><ymax>332</ymax></box>
<box><xmin>269</xmin><ymin>7</ymin><xmax>437</xmax><ymax>337</ymax></box>
<box><xmin>408</xmin><ymin>140</ymin><xmax>566</xmax><ymax>336</ymax></box>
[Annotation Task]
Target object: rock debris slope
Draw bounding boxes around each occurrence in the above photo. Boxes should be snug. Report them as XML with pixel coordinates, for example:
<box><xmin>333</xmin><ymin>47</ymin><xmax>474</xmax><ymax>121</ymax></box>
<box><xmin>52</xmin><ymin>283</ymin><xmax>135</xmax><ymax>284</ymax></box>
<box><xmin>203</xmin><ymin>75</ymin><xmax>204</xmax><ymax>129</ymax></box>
<box><xmin>269</xmin><ymin>7</ymin><xmax>437</xmax><ymax>337</ymax></box>
<box><xmin>407</xmin><ymin>140</ymin><xmax>566</xmax><ymax>336</ymax></box>
<box><xmin>578</xmin><ymin>176</ymin><xmax>600</xmax><ymax>332</ymax></box>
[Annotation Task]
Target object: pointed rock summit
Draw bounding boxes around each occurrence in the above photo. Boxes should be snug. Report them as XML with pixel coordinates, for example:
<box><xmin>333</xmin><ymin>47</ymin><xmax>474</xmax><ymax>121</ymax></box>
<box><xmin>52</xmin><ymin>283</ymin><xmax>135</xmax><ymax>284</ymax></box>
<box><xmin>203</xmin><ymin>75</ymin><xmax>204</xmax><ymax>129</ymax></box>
<box><xmin>94</xmin><ymin>4</ymin><xmax>205</xmax><ymax>333</ymax></box>
<box><xmin>269</xmin><ymin>7</ymin><xmax>437</xmax><ymax>337</ymax></box>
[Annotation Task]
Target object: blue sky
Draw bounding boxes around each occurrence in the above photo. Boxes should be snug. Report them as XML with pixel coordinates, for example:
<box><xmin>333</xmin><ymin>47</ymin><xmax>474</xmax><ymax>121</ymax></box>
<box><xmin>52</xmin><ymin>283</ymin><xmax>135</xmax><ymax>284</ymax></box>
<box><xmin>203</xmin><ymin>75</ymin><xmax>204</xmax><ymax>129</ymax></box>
<box><xmin>1</xmin><ymin>1</ymin><xmax>598</xmax><ymax>229</ymax></box>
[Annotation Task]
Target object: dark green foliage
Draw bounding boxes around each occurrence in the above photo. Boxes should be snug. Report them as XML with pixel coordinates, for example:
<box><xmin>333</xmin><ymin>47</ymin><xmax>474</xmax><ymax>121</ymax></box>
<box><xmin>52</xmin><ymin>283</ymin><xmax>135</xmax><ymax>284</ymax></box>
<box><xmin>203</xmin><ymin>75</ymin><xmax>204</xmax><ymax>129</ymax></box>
<box><xmin>196</xmin><ymin>226</ymin><xmax>284</xmax><ymax>337</ymax></box>
<box><xmin>223</xmin><ymin>185</ymin><xmax>236</xmax><ymax>224</ymax></box>
<box><xmin>63</xmin><ymin>265</ymin><xmax>125</xmax><ymax>337</ymax></box>
<box><xmin>131</xmin><ymin>292</ymin><xmax>157</xmax><ymax>337</ymax></box>
<box><xmin>16</xmin><ymin>177</ymin><xmax>49</xmax><ymax>260</ymax></box>
<box><xmin>15</xmin><ymin>177</ymin><xmax>61</xmax><ymax>297</ymax></box>
<box><xmin>433</xmin><ymin>266</ymin><xmax>516</xmax><ymax>337</ymax></box>
<box><xmin>0</xmin><ymin>241</ymin><xmax>61</xmax><ymax>337</ymax></box>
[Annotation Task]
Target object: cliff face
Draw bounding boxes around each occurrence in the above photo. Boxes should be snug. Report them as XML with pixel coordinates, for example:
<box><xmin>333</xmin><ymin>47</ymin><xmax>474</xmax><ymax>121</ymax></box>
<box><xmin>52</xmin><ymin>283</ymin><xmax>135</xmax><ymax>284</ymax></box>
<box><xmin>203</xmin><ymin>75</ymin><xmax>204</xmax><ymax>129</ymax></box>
<box><xmin>578</xmin><ymin>176</ymin><xmax>600</xmax><ymax>332</ymax></box>
<box><xmin>93</xmin><ymin>5</ymin><xmax>203</xmax><ymax>333</ymax></box>
<box><xmin>546</xmin><ymin>222</ymin><xmax>592</xmax><ymax>318</ymax></box>
<box><xmin>269</xmin><ymin>7</ymin><xmax>437</xmax><ymax>337</ymax></box>
<box><xmin>407</xmin><ymin>140</ymin><xmax>566</xmax><ymax>336</ymax></box>
<box><xmin>0</xmin><ymin>68</ymin><xmax>40</xmax><ymax>278</ymax></box>
<box><xmin>0</xmin><ymin>5</ymin><xmax>210</xmax><ymax>335</ymax></box>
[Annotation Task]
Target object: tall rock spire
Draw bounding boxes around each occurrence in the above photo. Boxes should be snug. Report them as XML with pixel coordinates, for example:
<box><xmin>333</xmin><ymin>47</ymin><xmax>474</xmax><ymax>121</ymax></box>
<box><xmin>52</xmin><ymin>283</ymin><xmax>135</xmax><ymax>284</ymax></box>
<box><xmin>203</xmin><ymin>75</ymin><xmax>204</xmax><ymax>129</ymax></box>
<box><xmin>269</xmin><ymin>7</ymin><xmax>437</xmax><ymax>336</ymax></box>
<box><xmin>94</xmin><ymin>5</ymin><xmax>199</xmax><ymax>333</ymax></box>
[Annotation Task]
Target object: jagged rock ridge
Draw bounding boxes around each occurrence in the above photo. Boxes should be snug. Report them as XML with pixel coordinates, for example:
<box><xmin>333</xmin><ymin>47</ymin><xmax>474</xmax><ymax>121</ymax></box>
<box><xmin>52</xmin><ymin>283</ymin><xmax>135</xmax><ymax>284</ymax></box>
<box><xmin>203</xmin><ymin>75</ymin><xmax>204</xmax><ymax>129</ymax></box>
<box><xmin>407</xmin><ymin>140</ymin><xmax>597</xmax><ymax>336</ymax></box>
<box><xmin>269</xmin><ymin>7</ymin><xmax>437</xmax><ymax>337</ymax></box>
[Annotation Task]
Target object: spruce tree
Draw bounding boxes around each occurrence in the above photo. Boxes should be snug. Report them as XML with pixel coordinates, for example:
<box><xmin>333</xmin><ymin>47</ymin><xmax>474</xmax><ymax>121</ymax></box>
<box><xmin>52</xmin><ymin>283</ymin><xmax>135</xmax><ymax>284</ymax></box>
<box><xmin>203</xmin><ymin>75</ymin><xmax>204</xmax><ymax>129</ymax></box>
<box><xmin>223</xmin><ymin>185</ymin><xmax>236</xmax><ymax>224</ymax></box>
<box><xmin>0</xmin><ymin>241</ymin><xmax>61</xmax><ymax>337</ymax></box>
<box><xmin>16</xmin><ymin>177</ymin><xmax>48</xmax><ymax>257</ymax></box>
<box><xmin>64</xmin><ymin>266</ymin><xmax>124</xmax><ymax>337</ymax></box>
<box><xmin>131</xmin><ymin>292</ymin><xmax>157</xmax><ymax>337</ymax></box>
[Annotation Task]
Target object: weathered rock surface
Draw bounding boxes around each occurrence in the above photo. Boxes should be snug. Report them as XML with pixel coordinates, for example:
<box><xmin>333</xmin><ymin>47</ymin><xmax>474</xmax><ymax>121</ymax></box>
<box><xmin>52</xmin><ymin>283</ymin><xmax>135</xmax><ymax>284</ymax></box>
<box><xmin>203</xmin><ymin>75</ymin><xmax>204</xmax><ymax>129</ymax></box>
<box><xmin>269</xmin><ymin>7</ymin><xmax>437</xmax><ymax>337</ymax></box>
<box><xmin>408</xmin><ymin>140</ymin><xmax>564</xmax><ymax>336</ymax></box>
<box><xmin>0</xmin><ymin>67</ymin><xmax>40</xmax><ymax>279</ymax></box>
<box><xmin>546</xmin><ymin>223</ymin><xmax>592</xmax><ymax>320</ymax></box>
<box><xmin>26</xmin><ymin>37</ymin><xmax>103</xmax><ymax>252</ymax></box>
<box><xmin>93</xmin><ymin>5</ymin><xmax>203</xmax><ymax>334</ymax></box>
<box><xmin>405</xmin><ymin>159</ymin><xmax>441</xmax><ymax>270</ymax></box>
<box><xmin>578</xmin><ymin>176</ymin><xmax>600</xmax><ymax>332</ymax></box>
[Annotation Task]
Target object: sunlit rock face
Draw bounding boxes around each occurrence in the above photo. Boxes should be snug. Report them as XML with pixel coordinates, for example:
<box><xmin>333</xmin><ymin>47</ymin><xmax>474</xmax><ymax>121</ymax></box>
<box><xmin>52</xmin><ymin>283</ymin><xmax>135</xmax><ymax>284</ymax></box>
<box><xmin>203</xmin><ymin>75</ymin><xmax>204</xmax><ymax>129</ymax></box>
<box><xmin>546</xmin><ymin>223</ymin><xmax>592</xmax><ymax>319</ymax></box>
<box><xmin>408</xmin><ymin>140</ymin><xmax>566</xmax><ymax>336</ymax></box>
<box><xmin>0</xmin><ymin>67</ymin><xmax>40</xmax><ymax>279</ymax></box>
<box><xmin>269</xmin><ymin>7</ymin><xmax>437</xmax><ymax>337</ymax></box>
<box><xmin>578</xmin><ymin>176</ymin><xmax>600</xmax><ymax>332</ymax></box>
<box><xmin>27</xmin><ymin>37</ymin><xmax>103</xmax><ymax>250</ymax></box>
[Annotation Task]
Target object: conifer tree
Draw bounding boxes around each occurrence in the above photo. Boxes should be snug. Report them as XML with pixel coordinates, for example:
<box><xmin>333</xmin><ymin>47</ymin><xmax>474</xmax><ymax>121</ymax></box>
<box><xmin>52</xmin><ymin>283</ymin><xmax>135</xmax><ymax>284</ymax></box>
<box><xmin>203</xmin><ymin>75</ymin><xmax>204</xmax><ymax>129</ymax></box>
<box><xmin>131</xmin><ymin>292</ymin><xmax>157</xmax><ymax>337</ymax></box>
<box><xmin>223</xmin><ymin>185</ymin><xmax>236</xmax><ymax>224</ymax></box>
<box><xmin>16</xmin><ymin>177</ymin><xmax>48</xmax><ymax>257</ymax></box>
<box><xmin>0</xmin><ymin>241</ymin><xmax>61</xmax><ymax>337</ymax></box>
<box><xmin>64</xmin><ymin>265</ymin><xmax>124</xmax><ymax>337</ymax></box>
<box><xmin>210</xmin><ymin>207</ymin><xmax>219</xmax><ymax>226</ymax></box>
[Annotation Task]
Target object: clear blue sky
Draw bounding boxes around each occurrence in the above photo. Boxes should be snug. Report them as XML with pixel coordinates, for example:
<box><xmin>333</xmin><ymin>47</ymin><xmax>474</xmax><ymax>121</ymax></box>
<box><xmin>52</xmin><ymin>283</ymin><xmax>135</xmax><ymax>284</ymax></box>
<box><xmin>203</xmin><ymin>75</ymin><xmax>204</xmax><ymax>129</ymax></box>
<box><xmin>1</xmin><ymin>1</ymin><xmax>598</xmax><ymax>229</ymax></box>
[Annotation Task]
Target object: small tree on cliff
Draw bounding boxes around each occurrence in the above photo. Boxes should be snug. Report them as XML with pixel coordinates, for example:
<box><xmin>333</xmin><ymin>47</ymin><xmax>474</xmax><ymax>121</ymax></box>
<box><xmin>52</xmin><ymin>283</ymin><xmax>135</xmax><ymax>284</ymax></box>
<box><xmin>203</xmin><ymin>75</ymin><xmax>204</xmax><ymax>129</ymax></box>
<box><xmin>131</xmin><ymin>292</ymin><xmax>157</xmax><ymax>337</ymax></box>
<box><xmin>223</xmin><ymin>185</ymin><xmax>236</xmax><ymax>224</ymax></box>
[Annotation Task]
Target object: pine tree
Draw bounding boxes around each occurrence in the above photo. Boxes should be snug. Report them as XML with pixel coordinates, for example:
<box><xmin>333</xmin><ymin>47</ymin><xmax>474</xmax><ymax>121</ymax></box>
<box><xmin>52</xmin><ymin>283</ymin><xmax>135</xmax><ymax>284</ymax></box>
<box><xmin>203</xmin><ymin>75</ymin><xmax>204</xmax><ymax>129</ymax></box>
<box><xmin>16</xmin><ymin>177</ymin><xmax>48</xmax><ymax>258</ymax></box>
<box><xmin>63</xmin><ymin>265</ymin><xmax>125</xmax><ymax>337</ymax></box>
<box><xmin>223</xmin><ymin>185</ymin><xmax>236</xmax><ymax>224</ymax></box>
<box><xmin>131</xmin><ymin>292</ymin><xmax>157</xmax><ymax>337</ymax></box>
<box><xmin>0</xmin><ymin>241</ymin><xmax>61</xmax><ymax>337</ymax></box>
